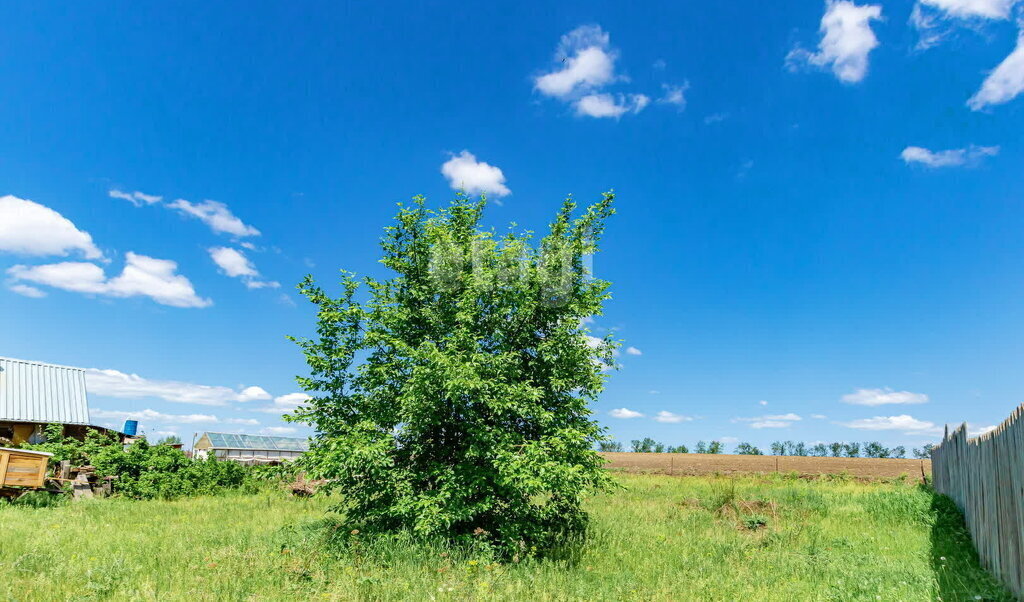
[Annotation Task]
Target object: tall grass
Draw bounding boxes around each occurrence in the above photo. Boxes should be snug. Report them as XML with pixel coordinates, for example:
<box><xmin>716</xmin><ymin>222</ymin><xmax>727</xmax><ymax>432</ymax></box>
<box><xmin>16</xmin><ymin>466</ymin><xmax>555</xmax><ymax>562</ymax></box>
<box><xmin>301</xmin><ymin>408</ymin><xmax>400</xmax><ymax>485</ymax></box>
<box><xmin>0</xmin><ymin>473</ymin><xmax>1009</xmax><ymax>600</ymax></box>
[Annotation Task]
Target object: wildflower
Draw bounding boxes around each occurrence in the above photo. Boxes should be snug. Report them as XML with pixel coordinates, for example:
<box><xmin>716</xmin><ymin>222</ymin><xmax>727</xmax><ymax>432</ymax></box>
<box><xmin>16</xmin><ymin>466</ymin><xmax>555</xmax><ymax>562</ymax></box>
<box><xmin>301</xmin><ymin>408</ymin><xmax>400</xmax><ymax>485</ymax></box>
<box><xmin>940</xmin><ymin>556</ymin><xmax>946</xmax><ymax>561</ymax></box>
<box><xmin>468</xmin><ymin>560</ymin><xmax>478</xmax><ymax>566</ymax></box>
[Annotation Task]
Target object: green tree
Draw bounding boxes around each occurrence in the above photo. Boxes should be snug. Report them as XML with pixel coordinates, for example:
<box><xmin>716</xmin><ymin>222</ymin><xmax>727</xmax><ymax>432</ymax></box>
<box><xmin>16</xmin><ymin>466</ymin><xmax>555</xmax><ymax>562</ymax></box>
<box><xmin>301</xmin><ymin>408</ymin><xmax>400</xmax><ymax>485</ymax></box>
<box><xmin>631</xmin><ymin>437</ymin><xmax>658</xmax><ymax>453</ymax></box>
<box><xmin>666</xmin><ymin>444</ymin><xmax>689</xmax><ymax>454</ymax></box>
<box><xmin>597</xmin><ymin>441</ymin><xmax>623</xmax><ymax>452</ymax></box>
<box><xmin>290</xmin><ymin>193</ymin><xmax>617</xmax><ymax>556</ymax></box>
<box><xmin>912</xmin><ymin>443</ymin><xmax>935</xmax><ymax>459</ymax></box>
<box><xmin>695</xmin><ymin>440</ymin><xmax>708</xmax><ymax>454</ymax></box>
<box><xmin>843</xmin><ymin>442</ymin><xmax>861</xmax><ymax>458</ymax></box>
<box><xmin>770</xmin><ymin>441</ymin><xmax>785</xmax><ymax>456</ymax></box>
<box><xmin>734</xmin><ymin>442</ymin><xmax>762</xmax><ymax>455</ymax></box>
<box><xmin>863</xmin><ymin>442</ymin><xmax>889</xmax><ymax>458</ymax></box>
<box><xmin>155</xmin><ymin>435</ymin><xmax>183</xmax><ymax>445</ymax></box>
<box><xmin>706</xmin><ymin>441</ymin><xmax>724</xmax><ymax>454</ymax></box>
<box><xmin>828</xmin><ymin>442</ymin><xmax>844</xmax><ymax>457</ymax></box>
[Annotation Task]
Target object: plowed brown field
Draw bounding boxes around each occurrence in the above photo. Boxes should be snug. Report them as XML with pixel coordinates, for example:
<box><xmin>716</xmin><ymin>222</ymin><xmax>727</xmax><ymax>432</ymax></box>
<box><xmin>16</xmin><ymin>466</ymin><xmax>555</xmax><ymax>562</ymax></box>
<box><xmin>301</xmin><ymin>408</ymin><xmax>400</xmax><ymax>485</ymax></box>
<box><xmin>601</xmin><ymin>452</ymin><xmax>930</xmax><ymax>480</ymax></box>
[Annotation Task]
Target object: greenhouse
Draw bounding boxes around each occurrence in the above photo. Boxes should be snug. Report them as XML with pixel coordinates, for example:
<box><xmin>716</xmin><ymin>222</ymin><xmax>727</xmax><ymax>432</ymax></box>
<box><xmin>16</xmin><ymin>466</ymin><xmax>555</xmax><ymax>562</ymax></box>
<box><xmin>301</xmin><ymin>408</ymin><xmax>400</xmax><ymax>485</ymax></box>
<box><xmin>193</xmin><ymin>432</ymin><xmax>308</xmax><ymax>463</ymax></box>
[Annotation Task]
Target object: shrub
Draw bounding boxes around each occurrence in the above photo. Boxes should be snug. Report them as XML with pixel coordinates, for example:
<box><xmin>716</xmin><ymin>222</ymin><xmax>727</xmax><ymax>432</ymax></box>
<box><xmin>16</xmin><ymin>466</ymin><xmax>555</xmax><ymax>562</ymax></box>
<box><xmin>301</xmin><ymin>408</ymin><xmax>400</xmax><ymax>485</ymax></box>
<box><xmin>22</xmin><ymin>424</ymin><xmax>252</xmax><ymax>500</ymax></box>
<box><xmin>597</xmin><ymin>441</ymin><xmax>624</xmax><ymax>452</ymax></box>
<box><xmin>289</xmin><ymin>193</ymin><xmax>616</xmax><ymax>557</ymax></box>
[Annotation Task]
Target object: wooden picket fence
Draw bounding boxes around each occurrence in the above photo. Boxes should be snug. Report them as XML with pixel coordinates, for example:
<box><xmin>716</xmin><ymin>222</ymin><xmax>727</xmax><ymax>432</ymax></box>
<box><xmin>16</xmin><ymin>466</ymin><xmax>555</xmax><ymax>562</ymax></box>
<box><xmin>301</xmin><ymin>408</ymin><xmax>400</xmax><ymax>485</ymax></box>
<box><xmin>931</xmin><ymin>403</ymin><xmax>1024</xmax><ymax>598</ymax></box>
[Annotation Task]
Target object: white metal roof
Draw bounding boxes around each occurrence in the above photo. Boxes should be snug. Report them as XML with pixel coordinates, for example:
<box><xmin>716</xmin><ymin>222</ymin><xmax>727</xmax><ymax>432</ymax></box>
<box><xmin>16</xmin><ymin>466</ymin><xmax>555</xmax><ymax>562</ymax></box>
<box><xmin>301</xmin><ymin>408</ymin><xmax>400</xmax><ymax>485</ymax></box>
<box><xmin>0</xmin><ymin>356</ymin><xmax>91</xmax><ymax>425</ymax></box>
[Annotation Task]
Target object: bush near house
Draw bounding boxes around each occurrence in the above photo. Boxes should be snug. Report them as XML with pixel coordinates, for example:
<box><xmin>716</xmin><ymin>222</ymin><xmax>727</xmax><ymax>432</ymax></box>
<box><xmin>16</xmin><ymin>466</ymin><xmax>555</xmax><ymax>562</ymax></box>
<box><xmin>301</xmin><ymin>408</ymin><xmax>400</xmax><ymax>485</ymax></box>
<box><xmin>19</xmin><ymin>424</ymin><xmax>256</xmax><ymax>500</ymax></box>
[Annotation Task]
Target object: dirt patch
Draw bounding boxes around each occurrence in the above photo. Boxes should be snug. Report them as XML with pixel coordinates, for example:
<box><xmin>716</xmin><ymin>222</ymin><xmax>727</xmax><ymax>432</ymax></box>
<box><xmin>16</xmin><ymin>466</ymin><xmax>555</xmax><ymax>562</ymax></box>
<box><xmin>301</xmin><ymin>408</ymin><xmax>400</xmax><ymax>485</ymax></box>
<box><xmin>601</xmin><ymin>452</ymin><xmax>930</xmax><ymax>480</ymax></box>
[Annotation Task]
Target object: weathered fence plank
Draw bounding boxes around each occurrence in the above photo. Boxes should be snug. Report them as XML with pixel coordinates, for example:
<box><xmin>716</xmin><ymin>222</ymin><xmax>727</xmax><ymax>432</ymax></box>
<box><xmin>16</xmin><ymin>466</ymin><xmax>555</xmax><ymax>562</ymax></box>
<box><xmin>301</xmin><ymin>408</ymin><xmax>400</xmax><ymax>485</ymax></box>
<box><xmin>932</xmin><ymin>403</ymin><xmax>1024</xmax><ymax>598</ymax></box>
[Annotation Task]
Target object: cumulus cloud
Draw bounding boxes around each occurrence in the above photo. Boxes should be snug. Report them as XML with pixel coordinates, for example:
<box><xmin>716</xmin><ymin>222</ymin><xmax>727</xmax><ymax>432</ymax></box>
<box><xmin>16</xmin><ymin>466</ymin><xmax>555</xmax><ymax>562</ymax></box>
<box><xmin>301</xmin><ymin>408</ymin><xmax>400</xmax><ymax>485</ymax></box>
<box><xmin>7</xmin><ymin>252</ymin><xmax>211</xmax><ymax>308</ymax></box>
<box><xmin>735</xmin><ymin>413</ymin><xmax>802</xmax><ymax>429</ymax></box>
<box><xmin>811</xmin><ymin>414</ymin><xmax>828</xmax><ymax>419</ymax></box>
<box><xmin>208</xmin><ymin>246</ymin><xmax>279</xmax><ymax>290</ymax></box>
<box><xmin>0</xmin><ymin>195</ymin><xmax>103</xmax><ymax>259</ymax></box>
<box><xmin>786</xmin><ymin>1</ymin><xmax>883</xmax><ymax>84</ymax></box>
<box><xmin>253</xmin><ymin>392</ymin><xmax>313</xmax><ymax>414</ymax></box>
<box><xmin>535</xmin><ymin>25</ymin><xmax>618</xmax><ymax>98</ymax></box>
<box><xmin>968</xmin><ymin>423</ymin><xmax>998</xmax><ymax>436</ymax></box>
<box><xmin>534</xmin><ymin>25</ymin><xmax>654</xmax><ymax>119</ymax></box>
<box><xmin>654</xmin><ymin>411</ymin><xmax>693</xmax><ymax>423</ymax></box>
<box><xmin>109</xmin><ymin>189</ymin><xmax>163</xmax><ymax>207</ymax></box>
<box><xmin>85</xmin><ymin>368</ymin><xmax>268</xmax><ymax>406</ymax></box>
<box><xmin>841</xmin><ymin>414</ymin><xmax>942</xmax><ymax>434</ymax></box>
<box><xmin>968</xmin><ymin>30</ymin><xmax>1024</xmax><ymax>110</ymax></box>
<box><xmin>237</xmin><ymin>386</ymin><xmax>272</xmax><ymax>402</ymax></box>
<box><xmin>440</xmin><ymin>151</ymin><xmax>511</xmax><ymax>197</ymax></box>
<box><xmin>901</xmin><ymin>144</ymin><xmax>999</xmax><ymax>167</ymax></box>
<box><xmin>91</xmin><ymin>408</ymin><xmax>220</xmax><ymax>424</ymax></box>
<box><xmin>609</xmin><ymin>407</ymin><xmax>644</xmax><ymax>419</ymax></box>
<box><xmin>841</xmin><ymin>388</ymin><xmax>929</xmax><ymax>406</ymax></box>
<box><xmin>167</xmin><ymin>199</ymin><xmax>260</xmax><ymax>237</ymax></box>
<box><xmin>575</xmin><ymin>93</ymin><xmax>649</xmax><ymax>118</ymax></box>
<box><xmin>625</xmin><ymin>346</ymin><xmax>643</xmax><ymax>356</ymax></box>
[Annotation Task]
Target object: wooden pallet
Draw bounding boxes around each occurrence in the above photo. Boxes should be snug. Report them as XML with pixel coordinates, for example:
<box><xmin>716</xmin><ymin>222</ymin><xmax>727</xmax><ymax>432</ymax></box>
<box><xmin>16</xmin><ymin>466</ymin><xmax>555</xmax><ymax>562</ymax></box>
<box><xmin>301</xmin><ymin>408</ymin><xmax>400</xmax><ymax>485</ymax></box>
<box><xmin>0</xmin><ymin>447</ymin><xmax>53</xmax><ymax>489</ymax></box>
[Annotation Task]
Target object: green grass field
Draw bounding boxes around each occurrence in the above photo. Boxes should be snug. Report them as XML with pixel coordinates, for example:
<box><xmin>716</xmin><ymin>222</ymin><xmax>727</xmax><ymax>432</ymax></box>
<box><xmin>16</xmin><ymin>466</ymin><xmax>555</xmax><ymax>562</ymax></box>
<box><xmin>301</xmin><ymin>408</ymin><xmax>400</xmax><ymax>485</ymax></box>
<box><xmin>0</xmin><ymin>473</ymin><xmax>1011</xmax><ymax>601</ymax></box>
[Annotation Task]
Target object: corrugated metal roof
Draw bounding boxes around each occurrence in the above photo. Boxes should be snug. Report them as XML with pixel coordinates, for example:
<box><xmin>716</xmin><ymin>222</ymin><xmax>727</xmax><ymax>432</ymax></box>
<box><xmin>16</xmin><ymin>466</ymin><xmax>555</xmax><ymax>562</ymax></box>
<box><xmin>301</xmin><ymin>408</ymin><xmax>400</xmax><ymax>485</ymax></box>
<box><xmin>201</xmin><ymin>432</ymin><xmax>309</xmax><ymax>452</ymax></box>
<box><xmin>0</xmin><ymin>356</ymin><xmax>91</xmax><ymax>425</ymax></box>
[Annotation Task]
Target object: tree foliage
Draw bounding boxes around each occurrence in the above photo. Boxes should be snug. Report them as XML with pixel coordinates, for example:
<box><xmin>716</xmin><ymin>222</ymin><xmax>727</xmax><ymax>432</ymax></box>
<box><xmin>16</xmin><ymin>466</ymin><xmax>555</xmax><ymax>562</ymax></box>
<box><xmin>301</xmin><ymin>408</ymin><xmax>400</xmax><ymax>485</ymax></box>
<box><xmin>290</xmin><ymin>193</ymin><xmax>618</xmax><ymax>556</ymax></box>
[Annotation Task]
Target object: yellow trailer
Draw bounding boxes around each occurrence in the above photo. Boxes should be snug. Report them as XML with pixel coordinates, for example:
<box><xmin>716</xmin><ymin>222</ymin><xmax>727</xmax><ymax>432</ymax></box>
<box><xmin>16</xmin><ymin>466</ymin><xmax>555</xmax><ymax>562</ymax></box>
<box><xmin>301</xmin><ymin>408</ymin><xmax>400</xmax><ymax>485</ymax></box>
<box><xmin>0</xmin><ymin>447</ymin><xmax>52</xmax><ymax>491</ymax></box>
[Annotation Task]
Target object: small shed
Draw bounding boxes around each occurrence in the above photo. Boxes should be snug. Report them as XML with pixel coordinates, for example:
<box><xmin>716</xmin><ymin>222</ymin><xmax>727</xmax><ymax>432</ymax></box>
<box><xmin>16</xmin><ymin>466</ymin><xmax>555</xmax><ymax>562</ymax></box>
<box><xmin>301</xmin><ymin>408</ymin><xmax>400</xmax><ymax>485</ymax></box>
<box><xmin>0</xmin><ymin>356</ymin><xmax>92</xmax><ymax>444</ymax></box>
<box><xmin>193</xmin><ymin>432</ymin><xmax>308</xmax><ymax>463</ymax></box>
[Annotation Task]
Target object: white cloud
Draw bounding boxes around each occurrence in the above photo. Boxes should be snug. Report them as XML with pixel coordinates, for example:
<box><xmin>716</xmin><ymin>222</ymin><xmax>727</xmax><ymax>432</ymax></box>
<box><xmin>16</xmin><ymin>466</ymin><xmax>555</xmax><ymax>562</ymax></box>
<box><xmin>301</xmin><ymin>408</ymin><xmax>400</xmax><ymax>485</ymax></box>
<box><xmin>841</xmin><ymin>388</ymin><xmax>929</xmax><ymax>406</ymax></box>
<box><xmin>919</xmin><ymin>0</ymin><xmax>1017</xmax><ymax>19</ymax></box>
<box><xmin>574</xmin><ymin>93</ymin><xmax>649</xmax><ymax>118</ymax></box>
<box><xmin>759</xmin><ymin>400</ymin><xmax>769</xmax><ymax>406</ymax></box>
<box><xmin>811</xmin><ymin>414</ymin><xmax>828</xmax><ymax>419</ymax></box>
<box><xmin>735</xmin><ymin>413</ymin><xmax>802</xmax><ymax>429</ymax></box>
<box><xmin>253</xmin><ymin>392</ymin><xmax>313</xmax><ymax>414</ymax></box>
<box><xmin>901</xmin><ymin>144</ymin><xmax>999</xmax><ymax>167</ymax></box>
<box><xmin>8</xmin><ymin>252</ymin><xmax>212</xmax><ymax>308</ymax></box>
<box><xmin>274</xmin><ymin>392</ymin><xmax>312</xmax><ymax>407</ymax></box>
<box><xmin>786</xmin><ymin>1</ymin><xmax>883</xmax><ymax>84</ymax></box>
<box><xmin>654</xmin><ymin>410</ymin><xmax>693</xmax><ymax>423</ymax></box>
<box><xmin>704</xmin><ymin>113</ymin><xmax>729</xmax><ymax>124</ymax></box>
<box><xmin>609</xmin><ymin>407</ymin><xmax>644</xmax><ymax>419</ymax></box>
<box><xmin>109</xmin><ymin>189</ymin><xmax>163</xmax><ymax>207</ymax></box>
<box><xmin>8</xmin><ymin>283</ymin><xmax>46</xmax><ymax>298</ymax></box>
<box><xmin>968</xmin><ymin>423</ymin><xmax>998</xmax><ymax>436</ymax></box>
<box><xmin>658</xmin><ymin>83</ymin><xmax>689</xmax><ymax>109</ymax></box>
<box><xmin>208</xmin><ymin>246</ymin><xmax>279</xmax><ymax>290</ymax></box>
<box><xmin>91</xmin><ymin>408</ymin><xmax>220</xmax><ymax>424</ymax></box>
<box><xmin>968</xmin><ymin>30</ymin><xmax>1024</xmax><ymax>110</ymax></box>
<box><xmin>625</xmin><ymin>346</ymin><xmax>642</xmax><ymax>356</ymax></box>
<box><xmin>225</xmin><ymin>418</ymin><xmax>260</xmax><ymax>426</ymax></box>
<box><xmin>261</xmin><ymin>426</ymin><xmax>298</xmax><ymax>435</ymax></box>
<box><xmin>911</xmin><ymin>1</ymin><xmax>1019</xmax><ymax>49</ymax></box>
<box><xmin>85</xmin><ymin>368</ymin><xmax>268</xmax><ymax>406</ymax></box>
<box><xmin>535</xmin><ymin>25</ymin><xmax>618</xmax><ymax>98</ymax></box>
<box><xmin>0</xmin><ymin>195</ymin><xmax>103</xmax><ymax>259</ymax></box>
<box><xmin>440</xmin><ymin>151</ymin><xmax>511</xmax><ymax>197</ymax></box>
<box><xmin>720</xmin><ymin>436</ymin><xmax>740</xmax><ymax>444</ymax></box>
<box><xmin>841</xmin><ymin>414</ymin><xmax>942</xmax><ymax>434</ymax></box>
<box><xmin>237</xmin><ymin>386</ymin><xmax>272</xmax><ymax>402</ymax></box>
<box><xmin>167</xmin><ymin>199</ymin><xmax>260</xmax><ymax>237</ymax></box>
<box><xmin>534</xmin><ymin>25</ymin><xmax>654</xmax><ymax>119</ymax></box>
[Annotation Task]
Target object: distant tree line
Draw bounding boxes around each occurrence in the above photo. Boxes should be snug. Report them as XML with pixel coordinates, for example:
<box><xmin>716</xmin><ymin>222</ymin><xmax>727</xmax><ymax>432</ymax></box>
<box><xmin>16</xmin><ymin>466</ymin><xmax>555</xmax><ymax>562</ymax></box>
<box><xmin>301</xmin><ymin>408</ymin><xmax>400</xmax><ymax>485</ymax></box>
<box><xmin>598</xmin><ymin>439</ymin><xmax>935</xmax><ymax>459</ymax></box>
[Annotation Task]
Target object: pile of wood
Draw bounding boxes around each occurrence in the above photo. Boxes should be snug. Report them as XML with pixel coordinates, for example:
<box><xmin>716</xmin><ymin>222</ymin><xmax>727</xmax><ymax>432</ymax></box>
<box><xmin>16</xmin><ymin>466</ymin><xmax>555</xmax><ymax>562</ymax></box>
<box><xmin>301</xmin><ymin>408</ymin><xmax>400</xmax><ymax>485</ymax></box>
<box><xmin>286</xmin><ymin>473</ymin><xmax>327</xmax><ymax>497</ymax></box>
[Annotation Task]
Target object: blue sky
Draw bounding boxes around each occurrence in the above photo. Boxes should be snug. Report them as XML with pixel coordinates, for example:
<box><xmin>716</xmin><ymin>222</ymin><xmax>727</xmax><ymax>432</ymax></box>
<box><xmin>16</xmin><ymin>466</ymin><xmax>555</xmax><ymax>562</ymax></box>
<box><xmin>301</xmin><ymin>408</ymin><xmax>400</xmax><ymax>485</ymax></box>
<box><xmin>2</xmin><ymin>1</ymin><xmax>1023</xmax><ymax>450</ymax></box>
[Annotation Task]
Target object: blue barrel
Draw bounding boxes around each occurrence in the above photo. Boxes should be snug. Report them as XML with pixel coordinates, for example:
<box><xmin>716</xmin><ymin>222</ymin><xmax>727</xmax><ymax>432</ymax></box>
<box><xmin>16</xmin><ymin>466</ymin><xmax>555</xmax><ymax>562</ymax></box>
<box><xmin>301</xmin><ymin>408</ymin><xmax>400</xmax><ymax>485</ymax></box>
<box><xmin>123</xmin><ymin>420</ymin><xmax>138</xmax><ymax>436</ymax></box>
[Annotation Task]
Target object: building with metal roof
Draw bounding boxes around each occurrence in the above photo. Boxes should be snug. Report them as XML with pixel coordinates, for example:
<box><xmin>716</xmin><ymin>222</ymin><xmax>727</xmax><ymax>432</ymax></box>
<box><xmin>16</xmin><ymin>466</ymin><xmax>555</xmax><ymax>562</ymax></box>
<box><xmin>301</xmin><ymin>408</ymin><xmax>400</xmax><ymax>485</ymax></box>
<box><xmin>1</xmin><ymin>356</ymin><xmax>92</xmax><ymax>444</ymax></box>
<box><xmin>193</xmin><ymin>432</ymin><xmax>308</xmax><ymax>464</ymax></box>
